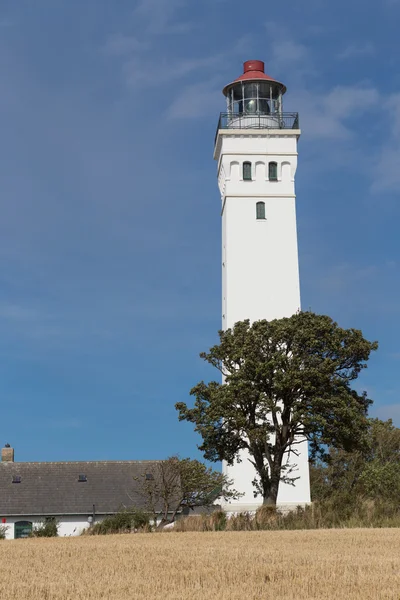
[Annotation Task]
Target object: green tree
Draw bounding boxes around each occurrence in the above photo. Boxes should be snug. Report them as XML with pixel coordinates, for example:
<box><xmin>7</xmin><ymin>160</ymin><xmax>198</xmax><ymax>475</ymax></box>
<box><xmin>138</xmin><ymin>457</ymin><xmax>239</xmax><ymax>526</ymax></box>
<box><xmin>311</xmin><ymin>418</ymin><xmax>400</xmax><ymax>503</ymax></box>
<box><xmin>176</xmin><ymin>312</ymin><xmax>377</xmax><ymax>506</ymax></box>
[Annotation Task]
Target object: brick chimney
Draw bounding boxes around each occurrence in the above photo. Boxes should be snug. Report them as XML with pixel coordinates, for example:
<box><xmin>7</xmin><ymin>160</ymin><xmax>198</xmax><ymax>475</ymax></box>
<box><xmin>2</xmin><ymin>444</ymin><xmax>14</xmax><ymax>462</ymax></box>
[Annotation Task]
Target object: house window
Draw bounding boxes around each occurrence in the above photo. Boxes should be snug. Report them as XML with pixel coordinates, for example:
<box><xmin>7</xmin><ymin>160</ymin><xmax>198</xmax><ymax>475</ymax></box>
<box><xmin>256</xmin><ymin>202</ymin><xmax>266</xmax><ymax>220</ymax></box>
<box><xmin>15</xmin><ymin>521</ymin><xmax>32</xmax><ymax>539</ymax></box>
<box><xmin>78</xmin><ymin>474</ymin><xmax>87</xmax><ymax>482</ymax></box>
<box><xmin>12</xmin><ymin>475</ymin><xmax>21</xmax><ymax>484</ymax></box>
<box><xmin>243</xmin><ymin>162</ymin><xmax>252</xmax><ymax>180</ymax></box>
<box><xmin>145</xmin><ymin>473</ymin><xmax>154</xmax><ymax>481</ymax></box>
<box><xmin>268</xmin><ymin>161</ymin><xmax>278</xmax><ymax>181</ymax></box>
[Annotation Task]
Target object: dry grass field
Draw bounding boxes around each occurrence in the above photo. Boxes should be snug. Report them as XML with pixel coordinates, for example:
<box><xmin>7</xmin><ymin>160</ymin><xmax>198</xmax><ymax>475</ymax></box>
<box><xmin>0</xmin><ymin>529</ymin><xmax>399</xmax><ymax>599</ymax></box>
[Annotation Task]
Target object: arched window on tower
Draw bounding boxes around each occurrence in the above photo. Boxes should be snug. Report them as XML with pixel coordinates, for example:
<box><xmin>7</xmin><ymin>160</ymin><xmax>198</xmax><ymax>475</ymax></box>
<box><xmin>268</xmin><ymin>161</ymin><xmax>278</xmax><ymax>181</ymax></box>
<box><xmin>243</xmin><ymin>161</ymin><xmax>252</xmax><ymax>181</ymax></box>
<box><xmin>256</xmin><ymin>201</ymin><xmax>266</xmax><ymax>220</ymax></box>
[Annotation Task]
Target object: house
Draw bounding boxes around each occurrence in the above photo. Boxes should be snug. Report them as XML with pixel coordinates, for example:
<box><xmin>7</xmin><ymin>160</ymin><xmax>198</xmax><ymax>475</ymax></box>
<box><xmin>0</xmin><ymin>445</ymin><xmax>164</xmax><ymax>539</ymax></box>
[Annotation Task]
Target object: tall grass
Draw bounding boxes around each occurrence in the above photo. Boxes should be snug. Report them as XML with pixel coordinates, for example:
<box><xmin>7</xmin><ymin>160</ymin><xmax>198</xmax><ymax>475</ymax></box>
<box><xmin>174</xmin><ymin>500</ymin><xmax>400</xmax><ymax>532</ymax></box>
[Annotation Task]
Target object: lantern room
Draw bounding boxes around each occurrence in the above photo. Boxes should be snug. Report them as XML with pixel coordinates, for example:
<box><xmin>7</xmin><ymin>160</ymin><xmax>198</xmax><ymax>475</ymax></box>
<box><xmin>223</xmin><ymin>60</ymin><xmax>286</xmax><ymax>116</ymax></box>
<box><xmin>216</xmin><ymin>60</ymin><xmax>299</xmax><ymax>134</ymax></box>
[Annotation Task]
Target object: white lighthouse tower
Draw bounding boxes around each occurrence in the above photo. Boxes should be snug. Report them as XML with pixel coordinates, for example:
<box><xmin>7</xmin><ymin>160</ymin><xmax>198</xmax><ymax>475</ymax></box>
<box><xmin>214</xmin><ymin>60</ymin><xmax>311</xmax><ymax>512</ymax></box>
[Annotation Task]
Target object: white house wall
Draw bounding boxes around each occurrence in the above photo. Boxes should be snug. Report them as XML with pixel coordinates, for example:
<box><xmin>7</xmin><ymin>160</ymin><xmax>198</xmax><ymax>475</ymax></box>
<box><xmin>3</xmin><ymin>515</ymin><xmax>100</xmax><ymax>539</ymax></box>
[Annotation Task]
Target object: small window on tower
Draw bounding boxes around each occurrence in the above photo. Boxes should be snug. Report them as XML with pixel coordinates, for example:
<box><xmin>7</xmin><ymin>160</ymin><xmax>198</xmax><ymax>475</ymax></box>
<box><xmin>243</xmin><ymin>162</ymin><xmax>252</xmax><ymax>181</ymax></box>
<box><xmin>268</xmin><ymin>162</ymin><xmax>278</xmax><ymax>181</ymax></box>
<box><xmin>256</xmin><ymin>202</ymin><xmax>266</xmax><ymax>220</ymax></box>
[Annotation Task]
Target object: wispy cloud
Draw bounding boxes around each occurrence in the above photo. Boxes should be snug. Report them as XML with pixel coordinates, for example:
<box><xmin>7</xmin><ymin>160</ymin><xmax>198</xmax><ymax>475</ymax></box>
<box><xmin>0</xmin><ymin>302</ymin><xmax>66</xmax><ymax>341</ymax></box>
<box><xmin>103</xmin><ymin>33</ymin><xmax>146</xmax><ymax>56</ymax></box>
<box><xmin>167</xmin><ymin>78</ymin><xmax>221</xmax><ymax>119</ymax></box>
<box><xmin>370</xmin><ymin>93</ymin><xmax>400</xmax><ymax>192</ymax></box>
<box><xmin>296</xmin><ymin>84</ymin><xmax>379</xmax><ymax>139</ymax></box>
<box><xmin>304</xmin><ymin>259</ymin><xmax>400</xmax><ymax>321</ymax></box>
<box><xmin>0</xmin><ymin>303</ymin><xmax>41</xmax><ymax>322</ymax></box>
<box><xmin>271</xmin><ymin>39</ymin><xmax>309</xmax><ymax>71</ymax></box>
<box><xmin>337</xmin><ymin>42</ymin><xmax>375</xmax><ymax>60</ymax></box>
<box><xmin>265</xmin><ymin>22</ymin><xmax>313</xmax><ymax>80</ymax></box>
<box><xmin>263</xmin><ymin>26</ymin><xmax>378</xmax><ymax>140</ymax></box>
<box><xmin>132</xmin><ymin>0</ymin><xmax>192</xmax><ymax>35</ymax></box>
<box><xmin>122</xmin><ymin>54</ymin><xmax>222</xmax><ymax>88</ymax></box>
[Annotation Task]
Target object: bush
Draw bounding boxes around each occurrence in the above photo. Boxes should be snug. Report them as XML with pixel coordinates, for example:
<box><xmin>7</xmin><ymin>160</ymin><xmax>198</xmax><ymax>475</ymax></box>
<box><xmin>255</xmin><ymin>505</ymin><xmax>279</xmax><ymax>529</ymax></box>
<box><xmin>32</xmin><ymin>518</ymin><xmax>59</xmax><ymax>537</ymax></box>
<box><xmin>0</xmin><ymin>525</ymin><xmax>8</xmax><ymax>540</ymax></box>
<box><xmin>226</xmin><ymin>512</ymin><xmax>253</xmax><ymax>531</ymax></box>
<box><xmin>88</xmin><ymin>509</ymin><xmax>150</xmax><ymax>535</ymax></box>
<box><xmin>210</xmin><ymin>510</ymin><xmax>227</xmax><ymax>531</ymax></box>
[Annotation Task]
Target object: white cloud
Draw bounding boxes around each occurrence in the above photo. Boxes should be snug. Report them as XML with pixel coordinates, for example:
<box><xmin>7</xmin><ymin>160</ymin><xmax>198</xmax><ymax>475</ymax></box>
<box><xmin>295</xmin><ymin>84</ymin><xmax>379</xmax><ymax>139</ymax></box>
<box><xmin>263</xmin><ymin>26</ymin><xmax>379</xmax><ymax>140</ymax></box>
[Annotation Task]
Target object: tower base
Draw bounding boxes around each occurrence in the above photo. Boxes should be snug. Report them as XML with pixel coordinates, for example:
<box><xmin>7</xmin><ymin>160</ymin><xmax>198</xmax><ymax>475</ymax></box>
<box><xmin>220</xmin><ymin>501</ymin><xmax>311</xmax><ymax>515</ymax></box>
<box><xmin>222</xmin><ymin>440</ymin><xmax>311</xmax><ymax>513</ymax></box>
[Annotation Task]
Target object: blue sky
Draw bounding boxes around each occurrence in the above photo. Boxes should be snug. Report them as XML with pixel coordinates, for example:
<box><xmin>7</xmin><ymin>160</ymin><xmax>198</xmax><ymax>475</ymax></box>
<box><xmin>0</xmin><ymin>0</ymin><xmax>399</xmax><ymax>462</ymax></box>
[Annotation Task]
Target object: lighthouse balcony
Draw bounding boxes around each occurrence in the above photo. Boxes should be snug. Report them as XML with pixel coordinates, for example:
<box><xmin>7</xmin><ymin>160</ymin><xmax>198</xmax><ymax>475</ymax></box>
<box><xmin>215</xmin><ymin>112</ymin><xmax>299</xmax><ymax>142</ymax></box>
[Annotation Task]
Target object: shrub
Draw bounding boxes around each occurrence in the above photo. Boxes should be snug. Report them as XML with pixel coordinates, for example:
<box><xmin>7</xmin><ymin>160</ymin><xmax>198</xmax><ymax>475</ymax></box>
<box><xmin>89</xmin><ymin>509</ymin><xmax>150</xmax><ymax>535</ymax></box>
<box><xmin>0</xmin><ymin>525</ymin><xmax>8</xmax><ymax>540</ymax></box>
<box><xmin>174</xmin><ymin>516</ymin><xmax>204</xmax><ymax>532</ymax></box>
<box><xmin>255</xmin><ymin>505</ymin><xmax>279</xmax><ymax>529</ymax></box>
<box><xmin>210</xmin><ymin>510</ymin><xmax>227</xmax><ymax>531</ymax></box>
<box><xmin>32</xmin><ymin>518</ymin><xmax>59</xmax><ymax>537</ymax></box>
<box><xmin>173</xmin><ymin>510</ymin><xmax>226</xmax><ymax>532</ymax></box>
<box><xmin>226</xmin><ymin>512</ymin><xmax>253</xmax><ymax>531</ymax></box>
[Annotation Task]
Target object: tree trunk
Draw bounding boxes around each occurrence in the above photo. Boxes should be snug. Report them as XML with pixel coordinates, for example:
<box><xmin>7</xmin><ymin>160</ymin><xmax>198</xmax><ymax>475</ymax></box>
<box><xmin>262</xmin><ymin>468</ymin><xmax>280</xmax><ymax>506</ymax></box>
<box><xmin>263</xmin><ymin>488</ymin><xmax>278</xmax><ymax>505</ymax></box>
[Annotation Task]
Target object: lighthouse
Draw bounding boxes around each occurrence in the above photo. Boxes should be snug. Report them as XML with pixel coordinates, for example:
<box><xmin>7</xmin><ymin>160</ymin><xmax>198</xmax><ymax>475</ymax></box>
<box><xmin>214</xmin><ymin>60</ymin><xmax>311</xmax><ymax>511</ymax></box>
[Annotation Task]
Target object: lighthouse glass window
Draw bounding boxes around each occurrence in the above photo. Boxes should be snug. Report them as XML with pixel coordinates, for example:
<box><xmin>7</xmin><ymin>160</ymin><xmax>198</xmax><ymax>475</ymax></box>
<box><xmin>243</xmin><ymin>162</ymin><xmax>252</xmax><ymax>180</ymax></box>
<box><xmin>231</xmin><ymin>82</ymin><xmax>272</xmax><ymax>114</ymax></box>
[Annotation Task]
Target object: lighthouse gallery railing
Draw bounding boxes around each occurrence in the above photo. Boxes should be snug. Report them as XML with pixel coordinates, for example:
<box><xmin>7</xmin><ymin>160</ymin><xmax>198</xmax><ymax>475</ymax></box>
<box><xmin>215</xmin><ymin>112</ymin><xmax>299</xmax><ymax>145</ymax></box>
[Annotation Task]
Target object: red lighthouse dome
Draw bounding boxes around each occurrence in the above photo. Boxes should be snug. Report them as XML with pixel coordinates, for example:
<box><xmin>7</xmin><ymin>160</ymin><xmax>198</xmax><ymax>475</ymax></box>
<box><xmin>222</xmin><ymin>60</ymin><xmax>287</xmax><ymax>97</ymax></box>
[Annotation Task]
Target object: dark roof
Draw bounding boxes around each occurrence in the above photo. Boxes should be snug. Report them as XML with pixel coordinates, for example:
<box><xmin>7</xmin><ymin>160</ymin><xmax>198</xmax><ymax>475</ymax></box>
<box><xmin>0</xmin><ymin>461</ymin><xmax>162</xmax><ymax>516</ymax></box>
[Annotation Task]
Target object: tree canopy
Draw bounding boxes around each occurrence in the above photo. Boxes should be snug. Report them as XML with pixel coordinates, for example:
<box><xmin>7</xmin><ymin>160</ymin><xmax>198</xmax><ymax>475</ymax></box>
<box><xmin>311</xmin><ymin>418</ymin><xmax>400</xmax><ymax>504</ymax></box>
<box><xmin>176</xmin><ymin>312</ymin><xmax>378</xmax><ymax>505</ymax></box>
<box><xmin>137</xmin><ymin>456</ymin><xmax>238</xmax><ymax>525</ymax></box>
